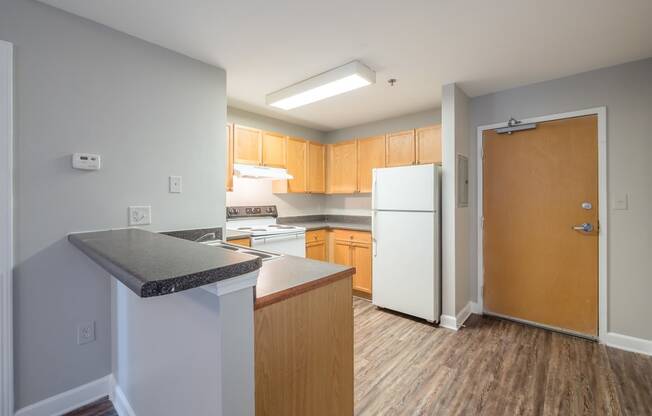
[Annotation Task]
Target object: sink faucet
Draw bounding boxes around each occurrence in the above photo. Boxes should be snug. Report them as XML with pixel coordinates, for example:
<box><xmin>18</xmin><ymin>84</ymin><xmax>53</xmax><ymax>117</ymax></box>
<box><xmin>195</xmin><ymin>232</ymin><xmax>217</xmax><ymax>243</ymax></box>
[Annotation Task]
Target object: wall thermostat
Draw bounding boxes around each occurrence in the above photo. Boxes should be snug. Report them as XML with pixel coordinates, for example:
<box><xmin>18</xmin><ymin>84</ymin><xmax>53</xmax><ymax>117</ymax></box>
<box><xmin>72</xmin><ymin>153</ymin><xmax>101</xmax><ymax>170</ymax></box>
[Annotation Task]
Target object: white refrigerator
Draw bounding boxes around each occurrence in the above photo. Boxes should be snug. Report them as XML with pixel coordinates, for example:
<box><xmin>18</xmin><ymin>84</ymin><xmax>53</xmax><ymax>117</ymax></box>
<box><xmin>372</xmin><ymin>164</ymin><xmax>441</xmax><ymax>322</ymax></box>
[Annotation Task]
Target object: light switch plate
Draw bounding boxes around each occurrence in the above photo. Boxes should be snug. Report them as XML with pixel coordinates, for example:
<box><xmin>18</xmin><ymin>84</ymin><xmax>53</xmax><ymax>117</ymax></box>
<box><xmin>169</xmin><ymin>176</ymin><xmax>182</xmax><ymax>193</ymax></box>
<box><xmin>128</xmin><ymin>206</ymin><xmax>152</xmax><ymax>225</ymax></box>
<box><xmin>613</xmin><ymin>193</ymin><xmax>628</xmax><ymax>210</ymax></box>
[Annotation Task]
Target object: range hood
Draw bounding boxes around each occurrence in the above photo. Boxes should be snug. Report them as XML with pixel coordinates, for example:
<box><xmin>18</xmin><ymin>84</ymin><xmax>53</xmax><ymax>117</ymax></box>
<box><xmin>233</xmin><ymin>163</ymin><xmax>293</xmax><ymax>180</ymax></box>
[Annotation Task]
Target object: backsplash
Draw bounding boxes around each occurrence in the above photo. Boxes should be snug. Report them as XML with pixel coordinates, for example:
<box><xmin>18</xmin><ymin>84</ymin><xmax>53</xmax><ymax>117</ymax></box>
<box><xmin>226</xmin><ymin>177</ymin><xmax>372</xmax><ymax>217</ymax></box>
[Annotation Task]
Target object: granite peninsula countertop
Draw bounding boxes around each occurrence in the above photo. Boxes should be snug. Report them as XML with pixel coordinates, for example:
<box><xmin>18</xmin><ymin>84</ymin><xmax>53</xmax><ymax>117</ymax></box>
<box><xmin>69</xmin><ymin>228</ymin><xmax>262</xmax><ymax>297</ymax></box>
<box><xmin>254</xmin><ymin>255</ymin><xmax>354</xmax><ymax>309</ymax></box>
<box><xmin>277</xmin><ymin>215</ymin><xmax>371</xmax><ymax>232</ymax></box>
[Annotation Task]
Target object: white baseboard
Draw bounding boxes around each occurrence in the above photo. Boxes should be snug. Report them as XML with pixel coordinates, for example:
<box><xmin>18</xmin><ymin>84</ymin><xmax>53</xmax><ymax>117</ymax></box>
<box><xmin>109</xmin><ymin>375</ymin><xmax>136</xmax><ymax>416</ymax></box>
<box><xmin>439</xmin><ymin>302</ymin><xmax>474</xmax><ymax>331</ymax></box>
<box><xmin>456</xmin><ymin>302</ymin><xmax>472</xmax><ymax>327</ymax></box>
<box><xmin>602</xmin><ymin>332</ymin><xmax>652</xmax><ymax>356</ymax></box>
<box><xmin>439</xmin><ymin>314</ymin><xmax>457</xmax><ymax>330</ymax></box>
<box><xmin>14</xmin><ymin>375</ymin><xmax>110</xmax><ymax>416</ymax></box>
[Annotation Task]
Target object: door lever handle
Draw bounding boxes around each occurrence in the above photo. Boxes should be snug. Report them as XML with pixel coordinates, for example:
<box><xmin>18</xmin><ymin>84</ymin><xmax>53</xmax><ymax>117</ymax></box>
<box><xmin>572</xmin><ymin>223</ymin><xmax>593</xmax><ymax>232</ymax></box>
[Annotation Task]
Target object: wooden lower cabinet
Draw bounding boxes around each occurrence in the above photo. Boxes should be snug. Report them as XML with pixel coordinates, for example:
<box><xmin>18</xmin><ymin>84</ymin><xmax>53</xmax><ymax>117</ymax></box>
<box><xmin>229</xmin><ymin>238</ymin><xmax>250</xmax><ymax>247</ymax></box>
<box><xmin>305</xmin><ymin>230</ymin><xmax>328</xmax><ymax>261</ymax></box>
<box><xmin>351</xmin><ymin>242</ymin><xmax>372</xmax><ymax>294</ymax></box>
<box><xmin>255</xmin><ymin>277</ymin><xmax>354</xmax><ymax>416</ymax></box>
<box><xmin>331</xmin><ymin>229</ymin><xmax>372</xmax><ymax>295</ymax></box>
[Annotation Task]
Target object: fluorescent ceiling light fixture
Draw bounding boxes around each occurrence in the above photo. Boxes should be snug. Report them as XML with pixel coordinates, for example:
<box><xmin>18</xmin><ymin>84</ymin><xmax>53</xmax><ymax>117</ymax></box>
<box><xmin>267</xmin><ymin>61</ymin><xmax>376</xmax><ymax>110</ymax></box>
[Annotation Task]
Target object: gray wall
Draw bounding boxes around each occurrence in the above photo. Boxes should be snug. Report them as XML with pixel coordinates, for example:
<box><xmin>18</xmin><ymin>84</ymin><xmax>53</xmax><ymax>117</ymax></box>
<box><xmin>324</xmin><ymin>107</ymin><xmax>441</xmax><ymax>143</ymax></box>
<box><xmin>468</xmin><ymin>58</ymin><xmax>652</xmax><ymax>340</ymax></box>
<box><xmin>228</xmin><ymin>107</ymin><xmax>326</xmax><ymax>142</ymax></box>
<box><xmin>0</xmin><ymin>0</ymin><xmax>227</xmax><ymax>409</ymax></box>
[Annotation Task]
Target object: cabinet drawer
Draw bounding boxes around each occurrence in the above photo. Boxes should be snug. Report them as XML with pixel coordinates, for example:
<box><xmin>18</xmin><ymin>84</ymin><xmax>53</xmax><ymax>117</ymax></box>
<box><xmin>229</xmin><ymin>238</ymin><xmax>251</xmax><ymax>247</ymax></box>
<box><xmin>306</xmin><ymin>229</ymin><xmax>327</xmax><ymax>243</ymax></box>
<box><xmin>332</xmin><ymin>229</ymin><xmax>371</xmax><ymax>244</ymax></box>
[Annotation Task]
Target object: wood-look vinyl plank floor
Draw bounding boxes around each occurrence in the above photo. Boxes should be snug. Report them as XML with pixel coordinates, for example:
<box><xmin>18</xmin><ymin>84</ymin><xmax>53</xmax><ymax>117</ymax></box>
<box><xmin>65</xmin><ymin>298</ymin><xmax>652</xmax><ymax>416</ymax></box>
<box><xmin>354</xmin><ymin>298</ymin><xmax>652</xmax><ymax>416</ymax></box>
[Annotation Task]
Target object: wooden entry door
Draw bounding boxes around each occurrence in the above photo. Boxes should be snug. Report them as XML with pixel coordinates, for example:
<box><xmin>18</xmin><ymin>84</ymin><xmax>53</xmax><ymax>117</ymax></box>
<box><xmin>483</xmin><ymin>115</ymin><xmax>598</xmax><ymax>337</ymax></box>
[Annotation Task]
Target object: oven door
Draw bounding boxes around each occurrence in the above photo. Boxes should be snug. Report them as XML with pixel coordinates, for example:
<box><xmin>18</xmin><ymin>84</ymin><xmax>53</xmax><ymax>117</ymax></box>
<box><xmin>250</xmin><ymin>233</ymin><xmax>306</xmax><ymax>257</ymax></box>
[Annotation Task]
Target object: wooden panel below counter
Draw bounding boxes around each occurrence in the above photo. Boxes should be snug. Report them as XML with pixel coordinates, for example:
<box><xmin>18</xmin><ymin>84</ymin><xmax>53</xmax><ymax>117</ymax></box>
<box><xmin>255</xmin><ymin>276</ymin><xmax>353</xmax><ymax>416</ymax></box>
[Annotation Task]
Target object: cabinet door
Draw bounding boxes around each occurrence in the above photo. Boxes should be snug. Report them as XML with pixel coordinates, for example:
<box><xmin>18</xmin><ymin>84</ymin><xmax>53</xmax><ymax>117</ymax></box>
<box><xmin>357</xmin><ymin>135</ymin><xmax>385</xmax><ymax>193</ymax></box>
<box><xmin>306</xmin><ymin>241</ymin><xmax>327</xmax><ymax>261</ymax></box>
<box><xmin>262</xmin><ymin>131</ymin><xmax>287</xmax><ymax>168</ymax></box>
<box><xmin>386</xmin><ymin>130</ymin><xmax>415</xmax><ymax>167</ymax></box>
<box><xmin>226</xmin><ymin>124</ymin><xmax>234</xmax><ymax>192</ymax></box>
<box><xmin>307</xmin><ymin>141</ymin><xmax>325</xmax><ymax>193</ymax></box>
<box><xmin>327</xmin><ymin>140</ymin><xmax>357</xmax><ymax>194</ymax></box>
<box><xmin>416</xmin><ymin>124</ymin><xmax>442</xmax><ymax>164</ymax></box>
<box><xmin>234</xmin><ymin>125</ymin><xmax>262</xmax><ymax>165</ymax></box>
<box><xmin>351</xmin><ymin>243</ymin><xmax>372</xmax><ymax>294</ymax></box>
<box><xmin>286</xmin><ymin>137</ymin><xmax>307</xmax><ymax>193</ymax></box>
<box><xmin>333</xmin><ymin>240</ymin><xmax>352</xmax><ymax>266</ymax></box>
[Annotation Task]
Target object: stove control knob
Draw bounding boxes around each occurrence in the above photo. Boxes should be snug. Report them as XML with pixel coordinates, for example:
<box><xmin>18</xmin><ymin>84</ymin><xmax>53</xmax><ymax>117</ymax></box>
<box><xmin>254</xmin><ymin>207</ymin><xmax>261</xmax><ymax>214</ymax></box>
<box><xmin>266</xmin><ymin>207</ymin><xmax>274</xmax><ymax>213</ymax></box>
<box><xmin>245</xmin><ymin>208</ymin><xmax>252</xmax><ymax>214</ymax></box>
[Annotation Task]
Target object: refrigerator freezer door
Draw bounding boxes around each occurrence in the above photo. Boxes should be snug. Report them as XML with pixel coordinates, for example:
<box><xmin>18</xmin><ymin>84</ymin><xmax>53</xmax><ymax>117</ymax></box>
<box><xmin>372</xmin><ymin>210</ymin><xmax>440</xmax><ymax>322</ymax></box>
<box><xmin>373</xmin><ymin>164</ymin><xmax>436</xmax><ymax>212</ymax></box>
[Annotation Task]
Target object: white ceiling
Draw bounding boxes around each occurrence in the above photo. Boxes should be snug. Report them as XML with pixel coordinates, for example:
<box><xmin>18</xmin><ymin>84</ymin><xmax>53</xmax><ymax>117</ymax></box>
<box><xmin>39</xmin><ymin>0</ymin><xmax>652</xmax><ymax>131</ymax></box>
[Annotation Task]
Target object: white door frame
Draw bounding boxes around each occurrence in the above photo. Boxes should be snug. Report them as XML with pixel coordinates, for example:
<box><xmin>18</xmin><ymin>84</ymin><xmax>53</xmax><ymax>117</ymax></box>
<box><xmin>476</xmin><ymin>107</ymin><xmax>608</xmax><ymax>341</ymax></box>
<box><xmin>0</xmin><ymin>40</ymin><xmax>14</xmax><ymax>416</ymax></box>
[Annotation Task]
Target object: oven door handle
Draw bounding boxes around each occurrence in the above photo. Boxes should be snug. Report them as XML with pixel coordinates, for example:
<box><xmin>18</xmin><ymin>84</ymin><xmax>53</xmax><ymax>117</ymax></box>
<box><xmin>251</xmin><ymin>233</ymin><xmax>304</xmax><ymax>244</ymax></box>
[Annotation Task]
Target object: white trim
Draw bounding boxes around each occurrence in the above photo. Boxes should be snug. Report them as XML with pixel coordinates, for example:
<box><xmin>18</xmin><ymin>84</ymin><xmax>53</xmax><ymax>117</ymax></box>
<box><xmin>439</xmin><ymin>301</ymin><xmax>473</xmax><ymax>330</ymax></box>
<box><xmin>200</xmin><ymin>270</ymin><xmax>258</xmax><ymax>297</ymax></box>
<box><xmin>14</xmin><ymin>376</ymin><xmax>111</xmax><ymax>416</ymax></box>
<box><xmin>603</xmin><ymin>332</ymin><xmax>652</xmax><ymax>357</ymax></box>
<box><xmin>0</xmin><ymin>40</ymin><xmax>14</xmax><ymax>416</ymax></box>
<box><xmin>109</xmin><ymin>375</ymin><xmax>136</xmax><ymax>416</ymax></box>
<box><xmin>439</xmin><ymin>315</ymin><xmax>457</xmax><ymax>330</ymax></box>
<box><xmin>476</xmin><ymin>107</ymin><xmax>608</xmax><ymax>340</ymax></box>
<box><xmin>456</xmin><ymin>302</ymin><xmax>472</xmax><ymax>327</ymax></box>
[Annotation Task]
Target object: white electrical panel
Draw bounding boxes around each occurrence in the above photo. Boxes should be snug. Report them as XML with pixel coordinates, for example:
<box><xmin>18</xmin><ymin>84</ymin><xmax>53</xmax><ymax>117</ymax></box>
<box><xmin>72</xmin><ymin>153</ymin><xmax>101</xmax><ymax>170</ymax></box>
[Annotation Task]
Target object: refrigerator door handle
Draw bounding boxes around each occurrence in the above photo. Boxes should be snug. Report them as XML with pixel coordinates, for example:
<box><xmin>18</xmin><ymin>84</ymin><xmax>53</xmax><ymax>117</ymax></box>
<box><xmin>372</xmin><ymin>211</ymin><xmax>377</xmax><ymax>257</ymax></box>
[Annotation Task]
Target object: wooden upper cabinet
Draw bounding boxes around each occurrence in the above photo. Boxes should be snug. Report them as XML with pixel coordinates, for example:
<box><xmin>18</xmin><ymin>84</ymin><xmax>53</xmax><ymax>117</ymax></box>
<box><xmin>234</xmin><ymin>125</ymin><xmax>262</xmax><ymax>165</ymax></box>
<box><xmin>226</xmin><ymin>124</ymin><xmax>234</xmax><ymax>192</ymax></box>
<box><xmin>416</xmin><ymin>124</ymin><xmax>442</xmax><ymax>164</ymax></box>
<box><xmin>357</xmin><ymin>135</ymin><xmax>385</xmax><ymax>193</ymax></box>
<box><xmin>307</xmin><ymin>142</ymin><xmax>325</xmax><ymax>193</ymax></box>
<box><xmin>262</xmin><ymin>131</ymin><xmax>287</xmax><ymax>168</ymax></box>
<box><xmin>386</xmin><ymin>130</ymin><xmax>416</xmax><ymax>167</ymax></box>
<box><xmin>285</xmin><ymin>137</ymin><xmax>307</xmax><ymax>193</ymax></box>
<box><xmin>327</xmin><ymin>140</ymin><xmax>357</xmax><ymax>194</ymax></box>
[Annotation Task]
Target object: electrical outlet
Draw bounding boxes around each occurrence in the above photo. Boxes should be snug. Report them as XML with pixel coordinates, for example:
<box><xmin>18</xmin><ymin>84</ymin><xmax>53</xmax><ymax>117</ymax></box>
<box><xmin>169</xmin><ymin>176</ymin><xmax>182</xmax><ymax>193</ymax></box>
<box><xmin>77</xmin><ymin>321</ymin><xmax>95</xmax><ymax>345</ymax></box>
<box><xmin>128</xmin><ymin>206</ymin><xmax>151</xmax><ymax>226</ymax></box>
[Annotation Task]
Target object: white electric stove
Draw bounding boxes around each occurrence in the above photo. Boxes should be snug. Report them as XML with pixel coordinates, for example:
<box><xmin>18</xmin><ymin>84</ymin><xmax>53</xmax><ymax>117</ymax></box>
<box><xmin>226</xmin><ymin>205</ymin><xmax>306</xmax><ymax>257</ymax></box>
